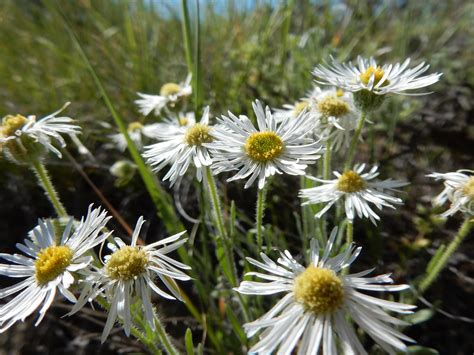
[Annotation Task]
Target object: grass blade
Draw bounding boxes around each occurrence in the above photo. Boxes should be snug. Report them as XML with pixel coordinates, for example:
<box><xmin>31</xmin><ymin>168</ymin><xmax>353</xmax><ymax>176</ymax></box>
<box><xmin>54</xmin><ymin>2</ymin><xmax>183</xmax><ymax>234</ymax></box>
<box><xmin>181</xmin><ymin>0</ymin><xmax>194</xmax><ymax>74</ymax></box>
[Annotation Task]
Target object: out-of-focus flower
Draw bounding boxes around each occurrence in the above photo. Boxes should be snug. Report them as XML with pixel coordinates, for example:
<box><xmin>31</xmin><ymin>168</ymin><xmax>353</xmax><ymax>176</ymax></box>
<box><xmin>135</xmin><ymin>75</ymin><xmax>192</xmax><ymax>116</ymax></box>
<box><xmin>0</xmin><ymin>103</ymin><xmax>80</xmax><ymax>160</ymax></box>
<box><xmin>428</xmin><ymin>170</ymin><xmax>474</xmax><ymax>217</ymax></box>
<box><xmin>300</xmin><ymin>164</ymin><xmax>408</xmax><ymax>224</ymax></box>
<box><xmin>143</xmin><ymin>107</ymin><xmax>213</xmax><ymax>185</ymax></box>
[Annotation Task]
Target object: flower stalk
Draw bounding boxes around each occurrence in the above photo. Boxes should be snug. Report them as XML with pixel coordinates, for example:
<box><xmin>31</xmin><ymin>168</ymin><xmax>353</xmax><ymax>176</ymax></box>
<box><xmin>344</xmin><ymin>110</ymin><xmax>367</xmax><ymax>170</ymax></box>
<box><xmin>256</xmin><ymin>185</ymin><xmax>267</xmax><ymax>251</ymax></box>
<box><xmin>323</xmin><ymin>137</ymin><xmax>332</xmax><ymax>180</ymax></box>
<box><xmin>31</xmin><ymin>159</ymin><xmax>68</xmax><ymax>218</ymax></box>
<box><xmin>153</xmin><ymin>314</ymin><xmax>179</xmax><ymax>355</ymax></box>
<box><xmin>418</xmin><ymin>218</ymin><xmax>473</xmax><ymax>295</ymax></box>
<box><xmin>204</xmin><ymin>166</ymin><xmax>237</xmax><ymax>286</ymax></box>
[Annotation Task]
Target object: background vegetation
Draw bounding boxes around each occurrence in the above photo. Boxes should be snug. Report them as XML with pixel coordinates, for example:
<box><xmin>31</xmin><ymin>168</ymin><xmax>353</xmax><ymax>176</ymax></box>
<box><xmin>0</xmin><ymin>0</ymin><xmax>473</xmax><ymax>354</ymax></box>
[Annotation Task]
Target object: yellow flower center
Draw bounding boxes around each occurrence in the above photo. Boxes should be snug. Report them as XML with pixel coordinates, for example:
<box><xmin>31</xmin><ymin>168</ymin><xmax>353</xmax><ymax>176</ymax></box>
<box><xmin>294</xmin><ymin>266</ymin><xmax>345</xmax><ymax>314</ymax></box>
<box><xmin>160</xmin><ymin>82</ymin><xmax>181</xmax><ymax>96</ymax></box>
<box><xmin>105</xmin><ymin>246</ymin><xmax>148</xmax><ymax>281</ymax></box>
<box><xmin>184</xmin><ymin>124</ymin><xmax>213</xmax><ymax>146</ymax></box>
<box><xmin>317</xmin><ymin>95</ymin><xmax>350</xmax><ymax>118</ymax></box>
<box><xmin>179</xmin><ymin>116</ymin><xmax>189</xmax><ymax>126</ymax></box>
<box><xmin>293</xmin><ymin>101</ymin><xmax>309</xmax><ymax>117</ymax></box>
<box><xmin>128</xmin><ymin>121</ymin><xmax>143</xmax><ymax>133</ymax></box>
<box><xmin>35</xmin><ymin>246</ymin><xmax>73</xmax><ymax>285</ymax></box>
<box><xmin>462</xmin><ymin>177</ymin><xmax>474</xmax><ymax>199</ymax></box>
<box><xmin>335</xmin><ymin>89</ymin><xmax>344</xmax><ymax>97</ymax></box>
<box><xmin>337</xmin><ymin>170</ymin><xmax>366</xmax><ymax>193</ymax></box>
<box><xmin>1</xmin><ymin>114</ymin><xmax>28</xmax><ymax>137</ymax></box>
<box><xmin>245</xmin><ymin>131</ymin><xmax>283</xmax><ymax>162</ymax></box>
<box><xmin>359</xmin><ymin>66</ymin><xmax>388</xmax><ymax>86</ymax></box>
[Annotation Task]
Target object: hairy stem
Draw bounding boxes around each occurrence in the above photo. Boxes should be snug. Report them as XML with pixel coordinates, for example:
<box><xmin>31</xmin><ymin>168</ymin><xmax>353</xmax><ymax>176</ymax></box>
<box><xmin>31</xmin><ymin>159</ymin><xmax>68</xmax><ymax>218</ymax></box>
<box><xmin>323</xmin><ymin>138</ymin><xmax>332</xmax><ymax>180</ymax></box>
<box><xmin>154</xmin><ymin>314</ymin><xmax>179</xmax><ymax>355</ymax></box>
<box><xmin>342</xmin><ymin>221</ymin><xmax>354</xmax><ymax>276</ymax></box>
<box><xmin>256</xmin><ymin>185</ymin><xmax>267</xmax><ymax>252</ymax></box>
<box><xmin>344</xmin><ymin>111</ymin><xmax>367</xmax><ymax>170</ymax></box>
<box><xmin>418</xmin><ymin>219</ymin><xmax>472</xmax><ymax>295</ymax></box>
<box><xmin>346</xmin><ymin>221</ymin><xmax>353</xmax><ymax>245</ymax></box>
<box><xmin>204</xmin><ymin>167</ymin><xmax>237</xmax><ymax>286</ymax></box>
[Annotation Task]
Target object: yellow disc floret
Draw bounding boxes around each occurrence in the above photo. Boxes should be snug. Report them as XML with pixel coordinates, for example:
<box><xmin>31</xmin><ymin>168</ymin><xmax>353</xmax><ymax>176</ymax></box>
<box><xmin>179</xmin><ymin>116</ymin><xmax>189</xmax><ymax>126</ymax></box>
<box><xmin>105</xmin><ymin>246</ymin><xmax>148</xmax><ymax>280</ymax></box>
<box><xmin>245</xmin><ymin>132</ymin><xmax>283</xmax><ymax>162</ymax></box>
<box><xmin>1</xmin><ymin>114</ymin><xmax>28</xmax><ymax>138</ymax></box>
<box><xmin>293</xmin><ymin>101</ymin><xmax>309</xmax><ymax>117</ymax></box>
<box><xmin>160</xmin><ymin>82</ymin><xmax>181</xmax><ymax>96</ymax></box>
<box><xmin>35</xmin><ymin>246</ymin><xmax>73</xmax><ymax>285</ymax></box>
<box><xmin>294</xmin><ymin>265</ymin><xmax>345</xmax><ymax>314</ymax></box>
<box><xmin>317</xmin><ymin>95</ymin><xmax>350</xmax><ymax>118</ymax></box>
<box><xmin>184</xmin><ymin>124</ymin><xmax>213</xmax><ymax>146</ymax></box>
<box><xmin>360</xmin><ymin>66</ymin><xmax>388</xmax><ymax>86</ymax></box>
<box><xmin>335</xmin><ymin>89</ymin><xmax>344</xmax><ymax>97</ymax></box>
<box><xmin>128</xmin><ymin>121</ymin><xmax>143</xmax><ymax>133</ymax></box>
<box><xmin>462</xmin><ymin>177</ymin><xmax>474</xmax><ymax>199</ymax></box>
<box><xmin>337</xmin><ymin>170</ymin><xmax>366</xmax><ymax>193</ymax></box>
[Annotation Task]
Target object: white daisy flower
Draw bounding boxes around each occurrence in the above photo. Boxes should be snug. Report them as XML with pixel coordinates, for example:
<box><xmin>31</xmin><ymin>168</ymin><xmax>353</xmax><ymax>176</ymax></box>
<box><xmin>0</xmin><ymin>102</ymin><xmax>81</xmax><ymax>158</ymax></box>
<box><xmin>273</xmin><ymin>87</ymin><xmax>359</xmax><ymax>151</ymax></box>
<box><xmin>273</xmin><ymin>99</ymin><xmax>315</xmax><ymax>123</ymax></box>
<box><xmin>0</xmin><ymin>205</ymin><xmax>111</xmax><ymax>332</ymax></box>
<box><xmin>312</xmin><ymin>56</ymin><xmax>442</xmax><ymax>96</ymax></box>
<box><xmin>135</xmin><ymin>75</ymin><xmax>192</xmax><ymax>116</ymax></box>
<box><xmin>208</xmin><ymin>100</ymin><xmax>323</xmax><ymax>189</ymax></box>
<box><xmin>428</xmin><ymin>170</ymin><xmax>474</xmax><ymax>217</ymax></box>
<box><xmin>145</xmin><ymin>112</ymin><xmax>196</xmax><ymax>140</ymax></box>
<box><xmin>69</xmin><ymin>217</ymin><xmax>191</xmax><ymax>343</ymax></box>
<box><xmin>235</xmin><ymin>228</ymin><xmax>416</xmax><ymax>355</ymax></box>
<box><xmin>143</xmin><ymin>107</ymin><xmax>213</xmax><ymax>186</ymax></box>
<box><xmin>109</xmin><ymin>121</ymin><xmax>163</xmax><ymax>151</ymax></box>
<box><xmin>310</xmin><ymin>87</ymin><xmax>360</xmax><ymax>151</ymax></box>
<box><xmin>299</xmin><ymin>164</ymin><xmax>408</xmax><ymax>224</ymax></box>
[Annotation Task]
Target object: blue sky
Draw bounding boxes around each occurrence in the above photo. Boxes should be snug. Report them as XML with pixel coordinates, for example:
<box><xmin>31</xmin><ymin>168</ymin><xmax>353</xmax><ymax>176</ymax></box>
<box><xmin>149</xmin><ymin>0</ymin><xmax>282</xmax><ymax>16</ymax></box>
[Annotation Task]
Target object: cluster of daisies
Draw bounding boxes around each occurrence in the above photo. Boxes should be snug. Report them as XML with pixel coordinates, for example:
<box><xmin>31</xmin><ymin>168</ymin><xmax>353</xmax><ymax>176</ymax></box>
<box><xmin>0</xmin><ymin>55</ymin><xmax>471</xmax><ymax>354</ymax></box>
<box><xmin>0</xmin><ymin>205</ymin><xmax>191</xmax><ymax>342</ymax></box>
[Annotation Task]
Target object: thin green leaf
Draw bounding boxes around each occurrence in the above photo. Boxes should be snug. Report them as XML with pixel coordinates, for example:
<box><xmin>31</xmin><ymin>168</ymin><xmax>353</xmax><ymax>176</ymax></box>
<box><xmin>54</xmin><ymin>2</ymin><xmax>183</xmax><ymax>235</ymax></box>
<box><xmin>193</xmin><ymin>0</ymin><xmax>203</xmax><ymax>115</ymax></box>
<box><xmin>225</xmin><ymin>307</ymin><xmax>248</xmax><ymax>345</ymax></box>
<box><xmin>185</xmin><ymin>328</ymin><xmax>194</xmax><ymax>355</ymax></box>
<box><xmin>181</xmin><ymin>0</ymin><xmax>193</xmax><ymax>73</ymax></box>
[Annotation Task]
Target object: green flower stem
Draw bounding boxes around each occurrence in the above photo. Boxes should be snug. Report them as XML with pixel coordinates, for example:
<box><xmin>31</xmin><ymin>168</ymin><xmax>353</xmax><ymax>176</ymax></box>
<box><xmin>300</xmin><ymin>175</ymin><xmax>310</xmax><ymax>253</ymax></box>
<box><xmin>344</xmin><ymin>110</ymin><xmax>367</xmax><ymax>170</ymax></box>
<box><xmin>346</xmin><ymin>220</ymin><xmax>353</xmax><ymax>245</ymax></box>
<box><xmin>342</xmin><ymin>221</ymin><xmax>353</xmax><ymax>276</ymax></box>
<box><xmin>256</xmin><ymin>185</ymin><xmax>267</xmax><ymax>252</ymax></box>
<box><xmin>31</xmin><ymin>159</ymin><xmax>68</xmax><ymax>218</ymax></box>
<box><xmin>418</xmin><ymin>218</ymin><xmax>473</xmax><ymax>295</ymax></box>
<box><xmin>204</xmin><ymin>166</ymin><xmax>237</xmax><ymax>287</ymax></box>
<box><xmin>321</xmin><ymin>137</ymin><xmax>333</xmax><ymax>240</ymax></box>
<box><xmin>153</xmin><ymin>314</ymin><xmax>179</xmax><ymax>355</ymax></box>
<box><xmin>323</xmin><ymin>138</ymin><xmax>332</xmax><ymax>180</ymax></box>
